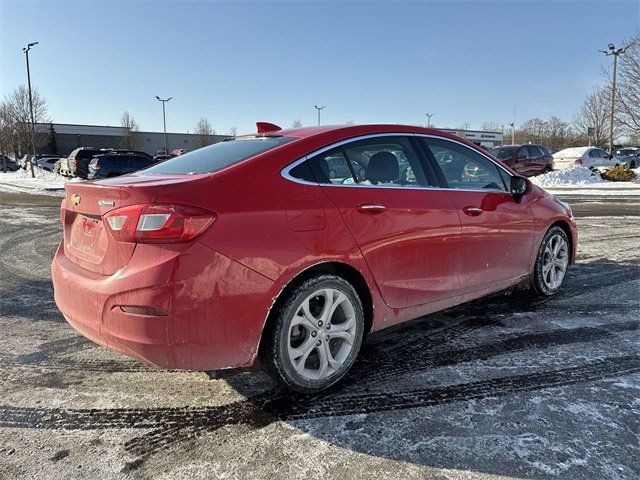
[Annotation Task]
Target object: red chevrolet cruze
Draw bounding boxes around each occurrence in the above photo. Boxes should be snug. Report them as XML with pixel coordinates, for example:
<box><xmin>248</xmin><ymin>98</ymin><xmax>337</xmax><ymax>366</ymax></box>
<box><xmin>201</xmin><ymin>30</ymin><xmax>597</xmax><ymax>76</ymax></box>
<box><xmin>52</xmin><ymin>124</ymin><xmax>577</xmax><ymax>393</ymax></box>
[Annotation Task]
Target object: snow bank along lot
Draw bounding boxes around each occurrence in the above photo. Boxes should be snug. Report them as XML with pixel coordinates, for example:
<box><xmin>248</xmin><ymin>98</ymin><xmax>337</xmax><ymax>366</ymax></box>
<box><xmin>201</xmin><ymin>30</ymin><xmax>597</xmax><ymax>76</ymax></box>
<box><xmin>0</xmin><ymin>191</ymin><xmax>639</xmax><ymax>479</ymax></box>
<box><xmin>0</xmin><ymin>168</ymin><xmax>81</xmax><ymax>196</ymax></box>
<box><xmin>531</xmin><ymin>165</ymin><xmax>640</xmax><ymax>196</ymax></box>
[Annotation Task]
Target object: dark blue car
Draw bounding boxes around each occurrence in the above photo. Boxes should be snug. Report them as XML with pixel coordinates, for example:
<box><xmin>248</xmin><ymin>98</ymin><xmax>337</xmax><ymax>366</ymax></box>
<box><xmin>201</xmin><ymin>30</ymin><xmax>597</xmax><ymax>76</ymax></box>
<box><xmin>87</xmin><ymin>153</ymin><xmax>156</xmax><ymax>179</ymax></box>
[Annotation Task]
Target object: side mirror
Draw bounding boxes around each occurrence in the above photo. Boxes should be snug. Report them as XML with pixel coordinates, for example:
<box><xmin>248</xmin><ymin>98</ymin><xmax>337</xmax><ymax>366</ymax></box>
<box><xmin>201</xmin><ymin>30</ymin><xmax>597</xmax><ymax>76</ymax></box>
<box><xmin>510</xmin><ymin>176</ymin><xmax>530</xmax><ymax>203</ymax></box>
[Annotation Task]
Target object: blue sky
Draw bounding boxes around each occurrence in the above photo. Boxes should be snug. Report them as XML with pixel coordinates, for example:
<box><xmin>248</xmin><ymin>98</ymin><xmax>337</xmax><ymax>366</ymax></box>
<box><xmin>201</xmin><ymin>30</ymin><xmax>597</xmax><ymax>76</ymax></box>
<box><xmin>1</xmin><ymin>0</ymin><xmax>638</xmax><ymax>135</ymax></box>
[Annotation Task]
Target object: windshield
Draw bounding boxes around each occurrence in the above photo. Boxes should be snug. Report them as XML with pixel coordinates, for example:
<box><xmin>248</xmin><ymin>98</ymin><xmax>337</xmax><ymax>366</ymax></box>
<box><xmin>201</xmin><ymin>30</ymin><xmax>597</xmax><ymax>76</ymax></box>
<box><xmin>142</xmin><ymin>136</ymin><xmax>295</xmax><ymax>174</ymax></box>
<box><xmin>490</xmin><ymin>146</ymin><xmax>517</xmax><ymax>159</ymax></box>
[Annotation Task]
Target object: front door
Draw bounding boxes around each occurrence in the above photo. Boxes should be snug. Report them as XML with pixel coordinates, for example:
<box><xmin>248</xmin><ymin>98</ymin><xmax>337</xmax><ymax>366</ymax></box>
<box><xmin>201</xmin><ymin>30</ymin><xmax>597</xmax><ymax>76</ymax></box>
<box><xmin>419</xmin><ymin>136</ymin><xmax>535</xmax><ymax>294</ymax></box>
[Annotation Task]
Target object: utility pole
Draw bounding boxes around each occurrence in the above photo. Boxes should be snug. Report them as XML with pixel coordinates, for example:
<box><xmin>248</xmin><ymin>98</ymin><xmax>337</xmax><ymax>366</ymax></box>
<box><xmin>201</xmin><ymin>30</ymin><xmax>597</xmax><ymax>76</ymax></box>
<box><xmin>23</xmin><ymin>42</ymin><xmax>39</xmax><ymax>178</ymax></box>
<box><xmin>156</xmin><ymin>96</ymin><xmax>173</xmax><ymax>154</ymax></box>
<box><xmin>425</xmin><ymin>113</ymin><xmax>434</xmax><ymax>128</ymax></box>
<box><xmin>511</xmin><ymin>105</ymin><xmax>516</xmax><ymax>144</ymax></box>
<box><xmin>314</xmin><ymin>105</ymin><xmax>325</xmax><ymax>126</ymax></box>
<box><xmin>600</xmin><ymin>43</ymin><xmax>631</xmax><ymax>156</ymax></box>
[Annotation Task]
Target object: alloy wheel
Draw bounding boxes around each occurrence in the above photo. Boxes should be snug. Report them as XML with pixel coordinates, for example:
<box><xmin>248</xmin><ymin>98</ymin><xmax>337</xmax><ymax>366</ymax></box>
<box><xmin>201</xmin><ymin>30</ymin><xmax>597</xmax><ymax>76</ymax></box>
<box><xmin>542</xmin><ymin>234</ymin><xmax>569</xmax><ymax>290</ymax></box>
<box><xmin>287</xmin><ymin>288</ymin><xmax>357</xmax><ymax>381</ymax></box>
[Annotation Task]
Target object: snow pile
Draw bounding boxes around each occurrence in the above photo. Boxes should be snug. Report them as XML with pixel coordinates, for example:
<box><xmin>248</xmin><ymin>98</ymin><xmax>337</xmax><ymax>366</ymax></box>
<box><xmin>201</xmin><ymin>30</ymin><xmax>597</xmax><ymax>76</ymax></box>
<box><xmin>0</xmin><ymin>168</ymin><xmax>82</xmax><ymax>196</ymax></box>
<box><xmin>531</xmin><ymin>165</ymin><xmax>604</xmax><ymax>187</ymax></box>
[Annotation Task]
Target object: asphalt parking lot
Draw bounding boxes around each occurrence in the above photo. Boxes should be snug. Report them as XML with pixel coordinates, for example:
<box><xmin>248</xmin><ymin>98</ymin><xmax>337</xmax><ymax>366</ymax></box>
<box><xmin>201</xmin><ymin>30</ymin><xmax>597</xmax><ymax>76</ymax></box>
<box><xmin>0</xmin><ymin>190</ymin><xmax>638</xmax><ymax>480</ymax></box>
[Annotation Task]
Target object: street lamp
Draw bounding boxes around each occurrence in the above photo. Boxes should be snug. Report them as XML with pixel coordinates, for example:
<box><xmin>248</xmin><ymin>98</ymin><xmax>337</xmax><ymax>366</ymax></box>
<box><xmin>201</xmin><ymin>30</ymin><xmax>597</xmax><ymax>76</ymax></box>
<box><xmin>600</xmin><ymin>42</ymin><xmax>632</xmax><ymax>156</ymax></box>
<box><xmin>314</xmin><ymin>105</ymin><xmax>325</xmax><ymax>126</ymax></box>
<box><xmin>156</xmin><ymin>96</ymin><xmax>173</xmax><ymax>154</ymax></box>
<box><xmin>22</xmin><ymin>41</ymin><xmax>39</xmax><ymax>178</ymax></box>
<box><xmin>425</xmin><ymin>113</ymin><xmax>434</xmax><ymax>128</ymax></box>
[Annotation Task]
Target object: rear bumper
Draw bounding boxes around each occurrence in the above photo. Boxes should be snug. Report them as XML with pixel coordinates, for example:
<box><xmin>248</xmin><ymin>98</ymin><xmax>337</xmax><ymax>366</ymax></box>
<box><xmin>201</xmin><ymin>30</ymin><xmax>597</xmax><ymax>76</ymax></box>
<box><xmin>52</xmin><ymin>241</ymin><xmax>274</xmax><ymax>371</ymax></box>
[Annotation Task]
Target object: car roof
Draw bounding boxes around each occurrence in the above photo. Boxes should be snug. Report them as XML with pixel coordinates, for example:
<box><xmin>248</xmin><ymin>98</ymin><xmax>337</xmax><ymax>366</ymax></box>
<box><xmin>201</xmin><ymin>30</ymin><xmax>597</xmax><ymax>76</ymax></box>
<box><xmin>273</xmin><ymin>124</ymin><xmax>487</xmax><ymax>148</ymax></box>
<box><xmin>554</xmin><ymin>146</ymin><xmax>593</xmax><ymax>156</ymax></box>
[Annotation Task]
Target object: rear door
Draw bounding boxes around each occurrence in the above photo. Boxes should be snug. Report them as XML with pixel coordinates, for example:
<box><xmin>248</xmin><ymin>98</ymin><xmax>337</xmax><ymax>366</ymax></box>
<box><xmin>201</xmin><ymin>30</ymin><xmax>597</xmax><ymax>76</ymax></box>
<box><xmin>305</xmin><ymin>135</ymin><xmax>462</xmax><ymax>308</ymax></box>
<box><xmin>527</xmin><ymin>145</ymin><xmax>544</xmax><ymax>175</ymax></box>
<box><xmin>419</xmin><ymin>136</ymin><xmax>535</xmax><ymax>294</ymax></box>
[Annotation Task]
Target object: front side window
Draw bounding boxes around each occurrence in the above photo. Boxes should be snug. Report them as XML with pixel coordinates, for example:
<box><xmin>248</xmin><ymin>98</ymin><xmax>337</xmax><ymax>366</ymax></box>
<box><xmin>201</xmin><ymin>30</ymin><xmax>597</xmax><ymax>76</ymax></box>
<box><xmin>143</xmin><ymin>136</ymin><xmax>295</xmax><ymax>174</ymax></box>
<box><xmin>421</xmin><ymin>137</ymin><xmax>508</xmax><ymax>191</ymax></box>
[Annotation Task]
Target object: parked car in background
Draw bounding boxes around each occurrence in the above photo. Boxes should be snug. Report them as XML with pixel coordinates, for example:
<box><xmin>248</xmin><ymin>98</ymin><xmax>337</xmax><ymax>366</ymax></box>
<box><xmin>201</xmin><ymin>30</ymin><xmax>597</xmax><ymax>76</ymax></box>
<box><xmin>87</xmin><ymin>152</ymin><xmax>156</xmax><ymax>179</ymax></box>
<box><xmin>0</xmin><ymin>155</ymin><xmax>19</xmax><ymax>172</ymax></box>
<box><xmin>614</xmin><ymin>147</ymin><xmax>640</xmax><ymax>168</ymax></box>
<box><xmin>53</xmin><ymin>123</ymin><xmax>577</xmax><ymax>393</ymax></box>
<box><xmin>489</xmin><ymin>144</ymin><xmax>554</xmax><ymax>177</ymax></box>
<box><xmin>66</xmin><ymin>147</ymin><xmax>153</xmax><ymax>178</ymax></box>
<box><xmin>552</xmin><ymin>147</ymin><xmax>617</xmax><ymax>170</ymax></box>
<box><xmin>154</xmin><ymin>153</ymin><xmax>173</xmax><ymax>162</ymax></box>
<box><xmin>18</xmin><ymin>153</ymin><xmax>52</xmax><ymax>169</ymax></box>
<box><xmin>171</xmin><ymin>149</ymin><xmax>189</xmax><ymax>156</ymax></box>
<box><xmin>35</xmin><ymin>157</ymin><xmax>61</xmax><ymax>172</ymax></box>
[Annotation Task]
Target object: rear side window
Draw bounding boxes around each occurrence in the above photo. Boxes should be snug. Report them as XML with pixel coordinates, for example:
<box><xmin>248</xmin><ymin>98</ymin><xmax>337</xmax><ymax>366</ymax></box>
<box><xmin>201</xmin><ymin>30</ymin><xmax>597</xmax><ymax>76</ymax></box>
<box><xmin>306</xmin><ymin>136</ymin><xmax>429</xmax><ymax>187</ymax></box>
<box><xmin>144</xmin><ymin>136</ymin><xmax>295</xmax><ymax>174</ymax></box>
<box><xmin>539</xmin><ymin>146</ymin><xmax>552</xmax><ymax>156</ymax></box>
<box><xmin>420</xmin><ymin>137</ymin><xmax>508</xmax><ymax>191</ymax></box>
<box><xmin>527</xmin><ymin>145</ymin><xmax>542</xmax><ymax>157</ymax></box>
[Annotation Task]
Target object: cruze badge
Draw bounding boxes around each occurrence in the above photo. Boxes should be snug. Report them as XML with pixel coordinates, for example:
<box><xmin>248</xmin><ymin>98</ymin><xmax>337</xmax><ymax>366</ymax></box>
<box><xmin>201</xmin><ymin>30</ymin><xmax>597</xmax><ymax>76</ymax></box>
<box><xmin>70</xmin><ymin>194</ymin><xmax>81</xmax><ymax>206</ymax></box>
<box><xmin>98</xmin><ymin>200</ymin><xmax>116</xmax><ymax>207</ymax></box>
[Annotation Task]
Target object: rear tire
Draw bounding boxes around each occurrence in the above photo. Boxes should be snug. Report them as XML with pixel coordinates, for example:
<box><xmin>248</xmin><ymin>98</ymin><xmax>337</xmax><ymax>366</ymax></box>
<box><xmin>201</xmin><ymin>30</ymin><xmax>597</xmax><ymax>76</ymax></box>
<box><xmin>532</xmin><ymin>226</ymin><xmax>570</xmax><ymax>296</ymax></box>
<box><xmin>260</xmin><ymin>274</ymin><xmax>364</xmax><ymax>393</ymax></box>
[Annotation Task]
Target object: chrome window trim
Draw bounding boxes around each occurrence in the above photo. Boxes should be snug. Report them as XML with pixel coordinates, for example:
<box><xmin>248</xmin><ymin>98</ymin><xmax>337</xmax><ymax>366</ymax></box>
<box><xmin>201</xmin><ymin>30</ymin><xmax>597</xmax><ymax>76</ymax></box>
<box><xmin>280</xmin><ymin>132</ymin><xmax>514</xmax><ymax>194</ymax></box>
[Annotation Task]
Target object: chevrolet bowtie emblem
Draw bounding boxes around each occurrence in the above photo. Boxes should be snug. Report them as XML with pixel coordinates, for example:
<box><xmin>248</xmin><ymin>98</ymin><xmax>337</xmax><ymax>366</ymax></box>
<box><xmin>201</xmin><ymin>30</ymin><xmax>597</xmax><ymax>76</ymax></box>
<box><xmin>70</xmin><ymin>194</ymin><xmax>81</xmax><ymax>206</ymax></box>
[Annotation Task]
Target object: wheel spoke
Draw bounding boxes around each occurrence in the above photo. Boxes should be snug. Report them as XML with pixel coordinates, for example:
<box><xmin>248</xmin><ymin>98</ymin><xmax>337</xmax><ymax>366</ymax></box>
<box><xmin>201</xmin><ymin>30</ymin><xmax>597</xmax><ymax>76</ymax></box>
<box><xmin>317</xmin><ymin>341</ymin><xmax>330</xmax><ymax>378</ymax></box>
<box><xmin>291</xmin><ymin>312</ymin><xmax>317</xmax><ymax>332</ymax></box>
<box><xmin>330</xmin><ymin>314</ymin><xmax>355</xmax><ymax>333</ymax></box>
<box><xmin>330</xmin><ymin>330</ymin><xmax>355</xmax><ymax>346</ymax></box>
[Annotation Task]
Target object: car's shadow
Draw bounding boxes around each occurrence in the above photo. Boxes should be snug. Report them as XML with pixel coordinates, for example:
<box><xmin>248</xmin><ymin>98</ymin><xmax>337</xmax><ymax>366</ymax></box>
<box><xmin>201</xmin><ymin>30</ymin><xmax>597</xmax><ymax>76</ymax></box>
<box><xmin>1</xmin><ymin>259</ymin><xmax>638</xmax><ymax>478</ymax></box>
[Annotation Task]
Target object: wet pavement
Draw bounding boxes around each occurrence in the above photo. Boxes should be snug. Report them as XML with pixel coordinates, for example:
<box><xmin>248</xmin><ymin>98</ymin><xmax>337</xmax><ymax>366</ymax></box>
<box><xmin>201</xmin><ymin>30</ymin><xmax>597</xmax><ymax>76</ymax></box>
<box><xmin>0</xmin><ymin>191</ymin><xmax>638</xmax><ymax>479</ymax></box>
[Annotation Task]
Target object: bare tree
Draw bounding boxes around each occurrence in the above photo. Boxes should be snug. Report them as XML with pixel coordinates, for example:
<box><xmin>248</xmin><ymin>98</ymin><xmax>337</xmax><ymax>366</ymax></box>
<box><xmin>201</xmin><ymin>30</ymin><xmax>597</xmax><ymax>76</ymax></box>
<box><xmin>480</xmin><ymin>121</ymin><xmax>502</xmax><ymax>132</ymax></box>
<box><xmin>229</xmin><ymin>126</ymin><xmax>237</xmax><ymax>137</ymax></box>
<box><xmin>120</xmin><ymin>111</ymin><xmax>139</xmax><ymax>150</ymax></box>
<box><xmin>615</xmin><ymin>32</ymin><xmax>640</xmax><ymax>138</ymax></box>
<box><xmin>1</xmin><ymin>85</ymin><xmax>49</xmax><ymax>157</ymax></box>
<box><xmin>194</xmin><ymin>118</ymin><xmax>214</xmax><ymax>148</ymax></box>
<box><xmin>291</xmin><ymin>119</ymin><xmax>302</xmax><ymax>128</ymax></box>
<box><xmin>521</xmin><ymin>118</ymin><xmax>548</xmax><ymax>144</ymax></box>
<box><xmin>574</xmin><ymin>86</ymin><xmax>615</xmax><ymax>147</ymax></box>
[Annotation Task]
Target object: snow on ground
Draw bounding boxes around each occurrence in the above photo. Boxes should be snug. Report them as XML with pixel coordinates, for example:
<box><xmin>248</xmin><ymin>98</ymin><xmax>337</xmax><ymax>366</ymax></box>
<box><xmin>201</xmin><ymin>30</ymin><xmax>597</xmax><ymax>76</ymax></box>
<box><xmin>532</xmin><ymin>165</ymin><xmax>640</xmax><ymax>196</ymax></box>
<box><xmin>0</xmin><ymin>168</ymin><xmax>81</xmax><ymax>196</ymax></box>
<box><xmin>531</xmin><ymin>166</ymin><xmax>603</xmax><ymax>187</ymax></box>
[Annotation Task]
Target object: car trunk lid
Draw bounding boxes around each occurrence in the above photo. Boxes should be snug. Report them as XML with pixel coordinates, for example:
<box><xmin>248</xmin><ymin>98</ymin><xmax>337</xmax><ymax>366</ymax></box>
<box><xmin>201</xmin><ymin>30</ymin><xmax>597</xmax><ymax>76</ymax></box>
<box><xmin>62</xmin><ymin>174</ymin><xmax>208</xmax><ymax>275</ymax></box>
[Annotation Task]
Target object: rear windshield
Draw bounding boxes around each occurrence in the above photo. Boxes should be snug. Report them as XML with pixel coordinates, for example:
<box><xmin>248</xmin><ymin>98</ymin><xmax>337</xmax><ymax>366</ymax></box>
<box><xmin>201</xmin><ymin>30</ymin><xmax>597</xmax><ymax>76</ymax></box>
<box><xmin>490</xmin><ymin>146</ymin><xmax>517</xmax><ymax>159</ymax></box>
<box><xmin>142</xmin><ymin>136</ymin><xmax>295</xmax><ymax>174</ymax></box>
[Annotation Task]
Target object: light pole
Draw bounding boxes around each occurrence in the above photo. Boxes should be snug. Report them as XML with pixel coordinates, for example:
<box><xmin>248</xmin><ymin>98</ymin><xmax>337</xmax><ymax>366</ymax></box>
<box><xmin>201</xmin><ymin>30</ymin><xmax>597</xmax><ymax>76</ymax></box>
<box><xmin>425</xmin><ymin>113</ymin><xmax>434</xmax><ymax>128</ymax></box>
<box><xmin>314</xmin><ymin>105</ymin><xmax>325</xmax><ymax>126</ymax></box>
<box><xmin>156</xmin><ymin>96</ymin><xmax>173</xmax><ymax>154</ymax></box>
<box><xmin>23</xmin><ymin>42</ymin><xmax>39</xmax><ymax>178</ymax></box>
<box><xmin>600</xmin><ymin>43</ymin><xmax>631</xmax><ymax>156</ymax></box>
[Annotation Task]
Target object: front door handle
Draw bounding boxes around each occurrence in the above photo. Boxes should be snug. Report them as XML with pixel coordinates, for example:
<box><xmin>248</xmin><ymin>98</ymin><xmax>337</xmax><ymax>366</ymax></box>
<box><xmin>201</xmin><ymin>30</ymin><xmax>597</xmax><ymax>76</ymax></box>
<box><xmin>463</xmin><ymin>206</ymin><xmax>483</xmax><ymax>216</ymax></box>
<box><xmin>357</xmin><ymin>203</ymin><xmax>386</xmax><ymax>214</ymax></box>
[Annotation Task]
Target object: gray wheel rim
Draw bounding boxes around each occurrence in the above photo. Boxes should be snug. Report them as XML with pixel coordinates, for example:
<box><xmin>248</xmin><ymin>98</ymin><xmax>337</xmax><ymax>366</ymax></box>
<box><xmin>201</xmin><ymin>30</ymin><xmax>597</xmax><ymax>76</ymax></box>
<box><xmin>542</xmin><ymin>234</ymin><xmax>569</xmax><ymax>290</ymax></box>
<box><xmin>287</xmin><ymin>288</ymin><xmax>357</xmax><ymax>381</ymax></box>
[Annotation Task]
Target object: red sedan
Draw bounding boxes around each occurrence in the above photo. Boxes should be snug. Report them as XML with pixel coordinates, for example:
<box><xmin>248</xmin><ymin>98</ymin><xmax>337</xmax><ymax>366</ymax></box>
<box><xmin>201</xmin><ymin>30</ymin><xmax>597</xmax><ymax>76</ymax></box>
<box><xmin>52</xmin><ymin>124</ymin><xmax>577</xmax><ymax>393</ymax></box>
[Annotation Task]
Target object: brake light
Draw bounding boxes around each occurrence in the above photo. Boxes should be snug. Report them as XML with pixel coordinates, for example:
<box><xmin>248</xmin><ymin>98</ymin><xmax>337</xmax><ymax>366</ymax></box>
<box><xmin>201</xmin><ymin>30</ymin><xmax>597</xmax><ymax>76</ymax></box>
<box><xmin>574</xmin><ymin>158</ymin><xmax>584</xmax><ymax>165</ymax></box>
<box><xmin>103</xmin><ymin>203</ymin><xmax>215</xmax><ymax>243</ymax></box>
<box><xmin>73</xmin><ymin>158</ymin><xmax>78</xmax><ymax>169</ymax></box>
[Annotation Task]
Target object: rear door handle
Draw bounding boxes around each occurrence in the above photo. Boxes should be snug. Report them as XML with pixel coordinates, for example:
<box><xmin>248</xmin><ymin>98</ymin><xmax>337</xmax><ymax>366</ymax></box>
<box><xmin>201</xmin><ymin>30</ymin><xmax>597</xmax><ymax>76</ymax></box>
<box><xmin>463</xmin><ymin>206</ymin><xmax>483</xmax><ymax>216</ymax></box>
<box><xmin>357</xmin><ymin>203</ymin><xmax>386</xmax><ymax>214</ymax></box>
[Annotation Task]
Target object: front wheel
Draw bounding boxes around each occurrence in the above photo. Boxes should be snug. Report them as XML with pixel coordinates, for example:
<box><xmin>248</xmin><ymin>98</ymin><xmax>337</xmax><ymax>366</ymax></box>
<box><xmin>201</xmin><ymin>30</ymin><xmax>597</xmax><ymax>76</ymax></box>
<box><xmin>261</xmin><ymin>274</ymin><xmax>364</xmax><ymax>393</ymax></box>
<box><xmin>532</xmin><ymin>226</ymin><xmax>570</xmax><ymax>296</ymax></box>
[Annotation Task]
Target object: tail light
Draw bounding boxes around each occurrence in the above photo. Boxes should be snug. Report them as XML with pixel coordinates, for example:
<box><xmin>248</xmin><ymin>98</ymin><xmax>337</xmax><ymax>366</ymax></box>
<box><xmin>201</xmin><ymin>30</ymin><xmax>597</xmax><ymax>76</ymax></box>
<box><xmin>574</xmin><ymin>158</ymin><xmax>583</xmax><ymax>165</ymax></box>
<box><xmin>60</xmin><ymin>198</ymin><xmax>66</xmax><ymax>224</ymax></box>
<box><xmin>73</xmin><ymin>158</ymin><xmax>78</xmax><ymax>169</ymax></box>
<box><xmin>103</xmin><ymin>203</ymin><xmax>215</xmax><ymax>243</ymax></box>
